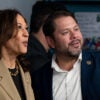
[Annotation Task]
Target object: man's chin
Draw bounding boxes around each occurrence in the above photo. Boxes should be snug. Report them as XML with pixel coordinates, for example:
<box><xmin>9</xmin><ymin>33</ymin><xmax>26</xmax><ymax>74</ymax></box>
<box><xmin>69</xmin><ymin>49</ymin><xmax>81</xmax><ymax>57</ymax></box>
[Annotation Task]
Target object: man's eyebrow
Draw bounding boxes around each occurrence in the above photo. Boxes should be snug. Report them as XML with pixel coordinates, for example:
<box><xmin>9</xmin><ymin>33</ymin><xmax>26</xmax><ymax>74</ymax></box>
<box><xmin>74</xmin><ymin>24</ymin><xmax>79</xmax><ymax>27</ymax></box>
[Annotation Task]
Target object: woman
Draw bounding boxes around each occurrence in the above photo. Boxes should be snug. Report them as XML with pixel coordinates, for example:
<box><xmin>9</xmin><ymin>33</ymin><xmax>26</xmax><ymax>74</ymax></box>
<box><xmin>0</xmin><ymin>9</ymin><xmax>35</xmax><ymax>100</ymax></box>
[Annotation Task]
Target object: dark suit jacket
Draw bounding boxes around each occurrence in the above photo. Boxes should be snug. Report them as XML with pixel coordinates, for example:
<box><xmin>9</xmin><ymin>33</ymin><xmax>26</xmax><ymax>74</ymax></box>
<box><xmin>26</xmin><ymin>34</ymin><xmax>51</xmax><ymax>72</ymax></box>
<box><xmin>31</xmin><ymin>50</ymin><xmax>100</xmax><ymax>100</ymax></box>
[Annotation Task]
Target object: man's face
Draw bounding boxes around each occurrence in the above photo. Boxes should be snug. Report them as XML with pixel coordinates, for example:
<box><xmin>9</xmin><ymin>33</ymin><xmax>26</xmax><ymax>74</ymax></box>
<box><xmin>50</xmin><ymin>16</ymin><xmax>83</xmax><ymax>57</ymax></box>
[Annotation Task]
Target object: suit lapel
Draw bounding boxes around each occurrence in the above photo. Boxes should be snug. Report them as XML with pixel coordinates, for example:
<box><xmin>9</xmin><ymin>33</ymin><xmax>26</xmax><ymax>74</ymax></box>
<box><xmin>81</xmin><ymin>50</ymin><xmax>93</xmax><ymax>100</ymax></box>
<box><xmin>0</xmin><ymin>60</ymin><xmax>21</xmax><ymax>99</ymax></box>
<box><xmin>42</xmin><ymin>62</ymin><xmax>53</xmax><ymax>100</ymax></box>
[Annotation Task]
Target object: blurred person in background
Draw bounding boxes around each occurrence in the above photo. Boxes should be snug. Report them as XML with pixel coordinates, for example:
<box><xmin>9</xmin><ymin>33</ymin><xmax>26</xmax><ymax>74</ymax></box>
<box><xmin>26</xmin><ymin>1</ymin><xmax>67</xmax><ymax>72</ymax></box>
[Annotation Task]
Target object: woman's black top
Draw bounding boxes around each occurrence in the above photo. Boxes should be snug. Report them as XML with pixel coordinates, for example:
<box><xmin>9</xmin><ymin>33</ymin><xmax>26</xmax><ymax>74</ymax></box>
<box><xmin>9</xmin><ymin>68</ymin><xmax>26</xmax><ymax>100</ymax></box>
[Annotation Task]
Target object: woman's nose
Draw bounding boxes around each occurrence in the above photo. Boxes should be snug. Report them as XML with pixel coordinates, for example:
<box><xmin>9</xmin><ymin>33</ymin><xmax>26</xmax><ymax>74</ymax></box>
<box><xmin>23</xmin><ymin>29</ymin><xmax>29</xmax><ymax>37</ymax></box>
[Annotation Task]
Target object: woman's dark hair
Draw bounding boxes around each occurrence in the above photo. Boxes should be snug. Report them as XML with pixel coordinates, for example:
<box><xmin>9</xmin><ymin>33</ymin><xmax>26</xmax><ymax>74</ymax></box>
<box><xmin>0</xmin><ymin>9</ymin><xmax>28</xmax><ymax>72</ymax></box>
<box><xmin>43</xmin><ymin>10</ymin><xmax>78</xmax><ymax>38</ymax></box>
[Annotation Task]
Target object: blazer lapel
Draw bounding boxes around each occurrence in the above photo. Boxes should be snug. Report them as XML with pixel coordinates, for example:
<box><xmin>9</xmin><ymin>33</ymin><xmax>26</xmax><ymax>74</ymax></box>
<box><xmin>81</xmin><ymin>50</ymin><xmax>94</xmax><ymax>100</ymax></box>
<box><xmin>17</xmin><ymin>62</ymin><xmax>29</xmax><ymax>100</ymax></box>
<box><xmin>0</xmin><ymin>60</ymin><xmax>21</xmax><ymax>100</ymax></box>
<box><xmin>42</xmin><ymin>62</ymin><xmax>53</xmax><ymax>100</ymax></box>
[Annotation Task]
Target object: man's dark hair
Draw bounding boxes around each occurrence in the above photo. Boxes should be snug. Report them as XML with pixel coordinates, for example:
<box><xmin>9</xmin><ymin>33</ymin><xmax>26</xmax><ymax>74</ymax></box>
<box><xmin>43</xmin><ymin>10</ymin><xmax>77</xmax><ymax>38</ymax></box>
<box><xmin>30</xmin><ymin>1</ymin><xmax>67</xmax><ymax>34</ymax></box>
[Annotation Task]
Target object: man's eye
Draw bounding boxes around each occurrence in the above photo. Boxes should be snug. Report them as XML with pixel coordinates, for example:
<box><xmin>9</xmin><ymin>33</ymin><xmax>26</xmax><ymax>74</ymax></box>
<box><xmin>61</xmin><ymin>31</ymin><xmax>69</xmax><ymax>35</ymax></box>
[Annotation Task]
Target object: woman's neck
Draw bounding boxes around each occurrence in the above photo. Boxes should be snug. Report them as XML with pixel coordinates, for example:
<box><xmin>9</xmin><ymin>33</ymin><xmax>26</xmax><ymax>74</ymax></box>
<box><xmin>2</xmin><ymin>57</ymin><xmax>16</xmax><ymax>69</ymax></box>
<box><xmin>1</xmin><ymin>47</ymin><xmax>17</xmax><ymax>69</ymax></box>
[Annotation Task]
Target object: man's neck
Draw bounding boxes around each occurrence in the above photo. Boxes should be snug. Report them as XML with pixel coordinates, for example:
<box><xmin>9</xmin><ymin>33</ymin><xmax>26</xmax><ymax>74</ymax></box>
<box><xmin>55</xmin><ymin>55</ymin><xmax>78</xmax><ymax>71</ymax></box>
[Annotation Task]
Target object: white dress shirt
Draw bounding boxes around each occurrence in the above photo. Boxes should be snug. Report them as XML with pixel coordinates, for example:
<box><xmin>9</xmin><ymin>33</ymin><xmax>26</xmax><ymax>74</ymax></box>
<box><xmin>52</xmin><ymin>53</ymin><xmax>82</xmax><ymax>100</ymax></box>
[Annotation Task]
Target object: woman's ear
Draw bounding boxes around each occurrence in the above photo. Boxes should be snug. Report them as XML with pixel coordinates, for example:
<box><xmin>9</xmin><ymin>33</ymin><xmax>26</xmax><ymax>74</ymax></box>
<box><xmin>46</xmin><ymin>36</ymin><xmax>55</xmax><ymax>48</ymax></box>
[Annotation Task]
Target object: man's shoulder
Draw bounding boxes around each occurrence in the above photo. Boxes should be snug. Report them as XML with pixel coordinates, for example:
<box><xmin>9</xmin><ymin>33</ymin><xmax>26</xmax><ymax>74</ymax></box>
<box><xmin>31</xmin><ymin>60</ymin><xmax>52</xmax><ymax>76</ymax></box>
<box><xmin>38</xmin><ymin>60</ymin><xmax>52</xmax><ymax>72</ymax></box>
<box><xmin>82</xmin><ymin>49</ymin><xmax>100</xmax><ymax>61</ymax></box>
<box><xmin>82</xmin><ymin>49</ymin><xmax>100</xmax><ymax>56</ymax></box>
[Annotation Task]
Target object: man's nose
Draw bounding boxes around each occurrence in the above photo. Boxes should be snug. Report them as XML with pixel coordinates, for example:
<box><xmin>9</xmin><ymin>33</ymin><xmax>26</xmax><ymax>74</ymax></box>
<box><xmin>70</xmin><ymin>31</ymin><xmax>77</xmax><ymax>39</ymax></box>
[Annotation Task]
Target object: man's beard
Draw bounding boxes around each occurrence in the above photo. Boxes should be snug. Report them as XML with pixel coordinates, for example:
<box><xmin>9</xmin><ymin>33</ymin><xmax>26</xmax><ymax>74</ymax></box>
<box><xmin>67</xmin><ymin>49</ymin><xmax>81</xmax><ymax>58</ymax></box>
<box><xmin>56</xmin><ymin>46</ymin><xmax>81</xmax><ymax>59</ymax></box>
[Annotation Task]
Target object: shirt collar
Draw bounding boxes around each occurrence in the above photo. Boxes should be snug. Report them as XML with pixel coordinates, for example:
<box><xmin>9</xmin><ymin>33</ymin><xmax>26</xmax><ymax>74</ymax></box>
<box><xmin>51</xmin><ymin>52</ymin><xmax>82</xmax><ymax>73</ymax></box>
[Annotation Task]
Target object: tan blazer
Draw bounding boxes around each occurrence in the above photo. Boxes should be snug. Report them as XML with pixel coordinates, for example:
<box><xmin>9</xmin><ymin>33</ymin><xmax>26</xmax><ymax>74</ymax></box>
<box><xmin>0</xmin><ymin>59</ymin><xmax>35</xmax><ymax>100</ymax></box>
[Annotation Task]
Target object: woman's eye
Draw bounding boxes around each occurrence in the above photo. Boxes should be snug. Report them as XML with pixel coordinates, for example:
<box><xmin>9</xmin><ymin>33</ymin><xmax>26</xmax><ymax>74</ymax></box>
<box><xmin>17</xmin><ymin>25</ymin><xmax>22</xmax><ymax>30</ymax></box>
<box><xmin>17</xmin><ymin>24</ymin><xmax>28</xmax><ymax>31</ymax></box>
<box><xmin>26</xmin><ymin>27</ymin><xmax>28</xmax><ymax>30</ymax></box>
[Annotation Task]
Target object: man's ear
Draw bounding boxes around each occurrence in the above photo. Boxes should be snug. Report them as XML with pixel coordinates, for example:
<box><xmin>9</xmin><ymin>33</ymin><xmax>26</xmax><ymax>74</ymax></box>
<box><xmin>46</xmin><ymin>36</ymin><xmax>55</xmax><ymax>48</ymax></box>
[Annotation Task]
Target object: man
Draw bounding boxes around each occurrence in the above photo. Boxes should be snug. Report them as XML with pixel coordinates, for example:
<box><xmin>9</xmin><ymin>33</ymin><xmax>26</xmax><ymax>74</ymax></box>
<box><xmin>31</xmin><ymin>10</ymin><xmax>100</xmax><ymax>100</ymax></box>
<box><xmin>26</xmin><ymin>1</ymin><xmax>67</xmax><ymax>72</ymax></box>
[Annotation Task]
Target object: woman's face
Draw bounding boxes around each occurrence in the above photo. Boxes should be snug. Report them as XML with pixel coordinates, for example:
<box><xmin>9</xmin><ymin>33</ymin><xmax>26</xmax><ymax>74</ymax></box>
<box><xmin>3</xmin><ymin>14</ymin><xmax>29</xmax><ymax>56</ymax></box>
